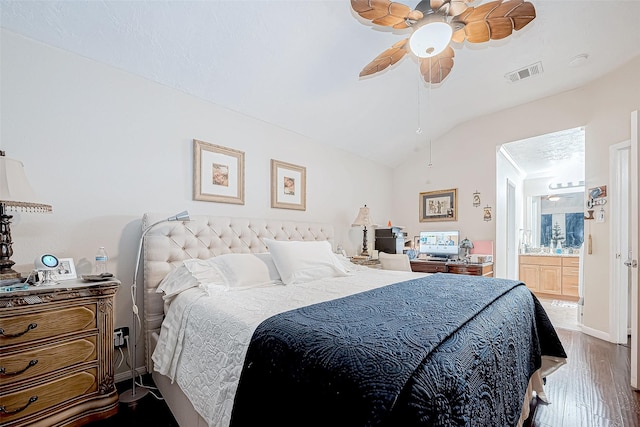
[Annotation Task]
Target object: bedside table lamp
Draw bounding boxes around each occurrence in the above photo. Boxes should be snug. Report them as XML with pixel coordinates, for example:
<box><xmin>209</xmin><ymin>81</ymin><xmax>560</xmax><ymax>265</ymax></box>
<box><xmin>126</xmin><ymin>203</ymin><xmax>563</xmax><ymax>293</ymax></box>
<box><xmin>0</xmin><ymin>152</ymin><xmax>52</xmax><ymax>280</ymax></box>
<box><xmin>352</xmin><ymin>205</ymin><xmax>373</xmax><ymax>256</ymax></box>
<box><xmin>119</xmin><ymin>210</ymin><xmax>190</xmax><ymax>405</ymax></box>
<box><xmin>460</xmin><ymin>238</ymin><xmax>474</xmax><ymax>261</ymax></box>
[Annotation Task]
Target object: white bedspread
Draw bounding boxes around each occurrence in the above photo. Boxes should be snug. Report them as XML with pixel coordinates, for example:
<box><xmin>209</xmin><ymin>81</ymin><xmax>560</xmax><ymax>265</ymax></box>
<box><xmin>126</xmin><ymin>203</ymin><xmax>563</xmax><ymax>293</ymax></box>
<box><xmin>152</xmin><ymin>267</ymin><xmax>425</xmax><ymax>427</ymax></box>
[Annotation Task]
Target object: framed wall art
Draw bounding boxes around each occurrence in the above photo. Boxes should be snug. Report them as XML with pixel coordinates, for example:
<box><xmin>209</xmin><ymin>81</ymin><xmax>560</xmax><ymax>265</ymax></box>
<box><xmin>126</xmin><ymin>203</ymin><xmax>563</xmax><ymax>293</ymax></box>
<box><xmin>419</xmin><ymin>188</ymin><xmax>457</xmax><ymax>222</ymax></box>
<box><xmin>193</xmin><ymin>139</ymin><xmax>245</xmax><ymax>204</ymax></box>
<box><xmin>271</xmin><ymin>159</ymin><xmax>306</xmax><ymax>210</ymax></box>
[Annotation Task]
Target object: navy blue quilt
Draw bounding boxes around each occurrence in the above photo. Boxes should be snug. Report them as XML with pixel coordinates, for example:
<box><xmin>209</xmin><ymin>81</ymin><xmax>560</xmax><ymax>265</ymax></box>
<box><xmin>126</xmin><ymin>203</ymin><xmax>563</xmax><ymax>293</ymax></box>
<box><xmin>230</xmin><ymin>273</ymin><xmax>566</xmax><ymax>427</ymax></box>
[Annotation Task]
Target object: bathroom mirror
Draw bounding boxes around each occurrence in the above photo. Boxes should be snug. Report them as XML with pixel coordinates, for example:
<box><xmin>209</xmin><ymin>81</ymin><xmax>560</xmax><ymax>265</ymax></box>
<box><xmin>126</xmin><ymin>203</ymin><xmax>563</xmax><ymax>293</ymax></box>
<box><xmin>525</xmin><ymin>191</ymin><xmax>585</xmax><ymax>251</ymax></box>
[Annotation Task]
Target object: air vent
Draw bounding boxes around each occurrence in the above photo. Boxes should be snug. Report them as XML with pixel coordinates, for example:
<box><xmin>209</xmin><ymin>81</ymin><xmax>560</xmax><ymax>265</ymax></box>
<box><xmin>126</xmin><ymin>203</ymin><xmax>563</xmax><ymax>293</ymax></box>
<box><xmin>505</xmin><ymin>61</ymin><xmax>544</xmax><ymax>83</ymax></box>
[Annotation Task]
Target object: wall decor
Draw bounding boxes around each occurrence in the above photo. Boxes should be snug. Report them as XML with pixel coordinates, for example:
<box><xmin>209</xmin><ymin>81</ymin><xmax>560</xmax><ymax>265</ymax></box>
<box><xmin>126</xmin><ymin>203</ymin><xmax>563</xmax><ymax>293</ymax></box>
<box><xmin>193</xmin><ymin>139</ymin><xmax>245</xmax><ymax>204</ymax></box>
<box><xmin>473</xmin><ymin>190</ymin><xmax>481</xmax><ymax>207</ymax></box>
<box><xmin>419</xmin><ymin>188</ymin><xmax>457</xmax><ymax>222</ymax></box>
<box><xmin>483</xmin><ymin>205</ymin><xmax>493</xmax><ymax>222</ymax></box>
<box><xmin>51</xmin><ymin>258</ymin><xmax>77</xmax><ymax>281</ymax></box>
<box><xmin>271</xmin><ymin>159</ymin><xmax>306</xmax><ymax>210</ymax></box>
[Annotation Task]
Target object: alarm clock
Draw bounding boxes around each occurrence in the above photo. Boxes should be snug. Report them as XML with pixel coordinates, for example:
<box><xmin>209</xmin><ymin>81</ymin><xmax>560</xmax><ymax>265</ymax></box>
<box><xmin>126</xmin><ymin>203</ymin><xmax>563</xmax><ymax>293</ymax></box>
<box><xmin>35</xmin><ymin>254</ymin><xmax>59</xmax><ymax>270</ymax></box>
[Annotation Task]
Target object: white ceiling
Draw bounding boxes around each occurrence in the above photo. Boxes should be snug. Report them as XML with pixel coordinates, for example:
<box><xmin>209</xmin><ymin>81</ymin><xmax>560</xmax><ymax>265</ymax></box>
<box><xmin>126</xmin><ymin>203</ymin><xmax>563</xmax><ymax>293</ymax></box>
<box><xmin>2</xmin><ymin>0</ymin><xmax>639</xmax><ymax>168</ymax></box>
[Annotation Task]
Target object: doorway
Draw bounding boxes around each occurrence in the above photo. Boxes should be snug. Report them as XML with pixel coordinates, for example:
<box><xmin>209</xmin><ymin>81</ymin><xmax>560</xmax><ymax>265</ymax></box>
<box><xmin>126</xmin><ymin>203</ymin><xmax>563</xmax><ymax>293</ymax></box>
<box><xmin>496</xmin><ymin>127</ymin><xmax>585</xmax><ymax>314</ymax></box>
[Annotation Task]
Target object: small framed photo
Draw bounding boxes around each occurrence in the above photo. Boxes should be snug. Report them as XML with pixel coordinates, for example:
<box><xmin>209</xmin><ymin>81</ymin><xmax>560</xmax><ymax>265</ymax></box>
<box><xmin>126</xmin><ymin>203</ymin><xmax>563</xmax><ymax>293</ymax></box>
<box><xmin>193</xmin><ymin>139</ymin><xmax>245</xmax><ymax>204</ymax></box>
<box><xmin>413</xmin><ymin>235</ymin><xmax>420</xmax><ymax>250</ymax></box>
<box><xmin>51</xmin><ymin>258</ymin><xmax>77</xmax><ymax>281</ymax></box>
<box><xmin>271</xmin><ymin>159</ymin><xmax>306</xmax><ymax>210</ymax></box>
<box><xmin>419</xmin><ymin>188</ymin><xmax>457</xmax><ymax>222</ymax></box>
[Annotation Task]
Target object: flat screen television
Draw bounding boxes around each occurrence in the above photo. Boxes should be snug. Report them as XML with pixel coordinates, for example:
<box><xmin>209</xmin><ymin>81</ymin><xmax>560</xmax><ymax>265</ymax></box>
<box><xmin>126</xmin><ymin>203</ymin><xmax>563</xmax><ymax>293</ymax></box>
<box><xmin>418</xmin><ymin>230</ymin><xmax>460</xmax><ymax>259</ymax></box>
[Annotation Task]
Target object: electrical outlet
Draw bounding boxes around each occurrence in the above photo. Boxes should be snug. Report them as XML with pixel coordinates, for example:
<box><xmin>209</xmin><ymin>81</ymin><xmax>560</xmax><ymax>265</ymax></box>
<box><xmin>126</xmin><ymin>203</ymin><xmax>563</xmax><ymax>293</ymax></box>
<box><xmin>113</xmin><ymin>327</ymin><xmax>129</xmax><ymax>348</ymax></box>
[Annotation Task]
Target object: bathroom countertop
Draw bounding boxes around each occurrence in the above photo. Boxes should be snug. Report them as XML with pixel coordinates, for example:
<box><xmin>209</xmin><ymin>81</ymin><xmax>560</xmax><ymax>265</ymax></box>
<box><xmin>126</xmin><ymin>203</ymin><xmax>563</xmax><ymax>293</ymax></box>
<box><xmin>519</xmin><ymin>252</ymin><xmax>579</xmax><ymax>257</ymax></box>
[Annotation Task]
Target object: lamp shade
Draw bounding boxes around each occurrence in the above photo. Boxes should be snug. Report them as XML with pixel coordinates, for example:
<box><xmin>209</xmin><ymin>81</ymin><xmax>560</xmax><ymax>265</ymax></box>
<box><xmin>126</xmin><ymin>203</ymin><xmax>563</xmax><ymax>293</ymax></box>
<box><xmin>352</xmin><ymin>205</ymin><xmax>373</xmax><ymax>227</ymax></box>
<box><xmin>460</xmin><ymin>238</ymin><xmax>474</xmax><ymax>249</ymax></box>
<box><xmin>0</xmin><ymin>154</ymin><xmax>52</xmax><ymax>212</ymax></box>
<box><xmin>409</xmin><ymin>21</ymin><xmax>453</xmax><ymax>58</ymax></box>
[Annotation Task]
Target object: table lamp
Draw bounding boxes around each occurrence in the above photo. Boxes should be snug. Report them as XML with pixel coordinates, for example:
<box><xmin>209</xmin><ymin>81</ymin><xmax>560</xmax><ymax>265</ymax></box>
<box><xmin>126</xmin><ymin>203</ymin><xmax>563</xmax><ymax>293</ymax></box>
<box><xmin>0</xmin><ymin>151</ymin><xmax>52</xmax><ymax>281</ymax></box>
<box><xmin>352</xmin><ymin>205</ymin><xmax>373</xmax><ymax>256</ymax></box>
<box><xmin>460</xmin><ymin>237</ymin><xmax>474</xmax><ymax>261</ymax></box>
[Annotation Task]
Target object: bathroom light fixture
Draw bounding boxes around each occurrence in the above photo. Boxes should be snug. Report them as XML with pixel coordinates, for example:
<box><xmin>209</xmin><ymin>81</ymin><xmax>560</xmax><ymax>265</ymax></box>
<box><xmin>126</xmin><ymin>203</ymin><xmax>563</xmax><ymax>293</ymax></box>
<box><xmin>548</xmin><ymin>180</ymin><xmax>584</xmax><ymax>190</ymax></box>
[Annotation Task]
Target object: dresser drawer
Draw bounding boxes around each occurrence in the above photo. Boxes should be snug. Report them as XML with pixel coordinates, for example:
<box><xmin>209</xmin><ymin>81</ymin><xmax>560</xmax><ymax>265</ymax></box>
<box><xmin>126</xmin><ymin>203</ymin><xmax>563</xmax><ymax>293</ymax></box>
<box><xmin>562</xmin><ymin>256</ymin><xmax>580</xmax><ymax>267</ymax></box>
<box><xmin>0</xmin><ymin>369</ymin><xmax>98</xmax><ymax>425</ymax></box>
<box><xmin>0</xmin><ymin>337</ymin><xmax>97</xmax><ymax>387</ymax></box>
<box><xmin>0</xmin><ymin>305</ymin><xmax>96</xmax><ymax>347</ymax></box>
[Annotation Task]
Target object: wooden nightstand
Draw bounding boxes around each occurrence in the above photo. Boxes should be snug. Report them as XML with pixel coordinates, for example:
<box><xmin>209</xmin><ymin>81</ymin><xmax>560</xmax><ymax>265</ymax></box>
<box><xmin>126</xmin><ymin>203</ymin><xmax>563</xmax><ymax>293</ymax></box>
<box><xmin>0</xmin><ymin>278</ymin><xmax>120</xmax><ymax>426</ymax></box>
<box><xmin>349</xmin><ymin>257</ymin><xmax>381</xmax><ymax>269</ymax></box>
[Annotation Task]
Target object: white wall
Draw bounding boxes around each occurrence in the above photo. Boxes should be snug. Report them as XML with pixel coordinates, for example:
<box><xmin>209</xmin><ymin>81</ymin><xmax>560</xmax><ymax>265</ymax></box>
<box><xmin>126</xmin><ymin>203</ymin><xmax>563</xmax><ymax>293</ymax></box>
<box><xmin>0</xmin><ymin>30</ymin><xmax>392</xmax><ymax>376</ymax></box>
<box><xmin>392</xmin><ymin>54</ymin><xmax>640</xmax><ymax>337</ymax></box>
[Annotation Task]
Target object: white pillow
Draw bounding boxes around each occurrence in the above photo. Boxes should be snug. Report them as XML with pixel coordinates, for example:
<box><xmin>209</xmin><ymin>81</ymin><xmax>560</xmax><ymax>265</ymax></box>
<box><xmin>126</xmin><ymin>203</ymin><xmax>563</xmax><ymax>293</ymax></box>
<box><xmin>207</xmin><ymin>253</ymin><xmax>282</xmax><ymax>290</ymax></box>
<box><xmin>264</xmin><ymin>239</ymin><xmax>349</xmax><ymax>285</ymax></box>
<box><xmin>156</xmin><ymin>258</ymin><xmax>223</xmax><ymax>300</ymax></box>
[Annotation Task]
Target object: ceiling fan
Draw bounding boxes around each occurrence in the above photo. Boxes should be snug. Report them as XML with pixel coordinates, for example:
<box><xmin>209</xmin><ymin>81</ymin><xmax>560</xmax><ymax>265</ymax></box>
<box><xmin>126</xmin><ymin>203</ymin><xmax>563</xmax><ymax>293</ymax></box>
<box><xmin>351</xmin><ymin>0</ymin><xmax>536</xmax><ymax>84</ymax></box>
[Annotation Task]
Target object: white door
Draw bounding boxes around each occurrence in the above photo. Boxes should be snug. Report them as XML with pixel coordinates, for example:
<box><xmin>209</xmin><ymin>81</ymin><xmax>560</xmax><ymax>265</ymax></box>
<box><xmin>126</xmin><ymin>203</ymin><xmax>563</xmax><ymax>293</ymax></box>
<box><xmin>630</xmin><ymin>110</ymin><xmax>639</xmax><ymax>388</ymax></box>
<box><xmin>610</xmin><ymin>140</ymin><xmax>631</xmax><ymax>344</ymax></box>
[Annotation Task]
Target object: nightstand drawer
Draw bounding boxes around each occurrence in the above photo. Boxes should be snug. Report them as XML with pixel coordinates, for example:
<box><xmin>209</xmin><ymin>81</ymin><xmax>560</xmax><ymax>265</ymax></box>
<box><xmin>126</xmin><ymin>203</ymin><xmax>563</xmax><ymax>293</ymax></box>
<box><xmin>0</xmin><ymin>305</ymin><xmax>96</xmax><ymax>347</ymax></box>
<box><xmin>0</xmin><ymin>337</ymin><xmax>97</xmax><ymax>387</ymax></box>
<box><xmin>0</xmin><ymin>369</ymin><xmax>98</xmax><ymax>425</ymax></box>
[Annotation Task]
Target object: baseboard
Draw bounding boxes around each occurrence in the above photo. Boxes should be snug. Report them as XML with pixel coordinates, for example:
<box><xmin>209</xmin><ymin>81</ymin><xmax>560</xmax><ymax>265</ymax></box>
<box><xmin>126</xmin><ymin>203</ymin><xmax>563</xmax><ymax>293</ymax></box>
<box><xmin>580</xmin><ymin>324</ymin><xmax>611</xmax><ymax>342</ymax></box>
<box><xmin>115</xmin><ymin>367</ymin><xmax>147</xmax><ymax>384</ymax></box>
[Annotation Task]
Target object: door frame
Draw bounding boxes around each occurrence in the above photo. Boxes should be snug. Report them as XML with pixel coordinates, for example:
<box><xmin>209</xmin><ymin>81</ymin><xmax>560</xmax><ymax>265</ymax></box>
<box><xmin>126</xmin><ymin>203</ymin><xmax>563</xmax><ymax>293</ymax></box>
<box><xmin>609</xmin><ymin>139</ymin><xmax>631</xmax><ymax>344</ymax></box>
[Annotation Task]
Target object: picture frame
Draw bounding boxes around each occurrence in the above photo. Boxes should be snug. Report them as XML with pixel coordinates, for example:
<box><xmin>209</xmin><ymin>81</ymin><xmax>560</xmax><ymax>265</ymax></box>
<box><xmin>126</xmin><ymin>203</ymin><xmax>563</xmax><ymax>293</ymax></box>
<box><xmin>271</xmin><ymin>159</ymin><xmax>306</xmax><ymax>210</ymax></box>
<box><xmin>419</xmin><ymin>188</ymin><xmax>457</xmax><ymax>222</ymax></box>
<box><xmin>193</xmin><ymin>139</ymin><xmax>245</xmax><ymax>204</ymax></box>
<box><xmin>51</xmin><ymin>258</ymin><xmax>77</xmax><ymax>281</ymax></box>
<box><xmin>413</xmin><ymin>236</ymin><xmax>420</xmax><ymax>251</ymax></box>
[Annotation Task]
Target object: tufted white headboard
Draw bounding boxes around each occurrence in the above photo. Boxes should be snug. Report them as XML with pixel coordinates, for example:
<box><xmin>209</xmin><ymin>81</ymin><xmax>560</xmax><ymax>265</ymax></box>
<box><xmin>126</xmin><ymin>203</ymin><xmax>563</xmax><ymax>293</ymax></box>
<box><xmin>142</xmin><ymin>213</ymin><xmax>335</xmax><ymax>369</ymax></box>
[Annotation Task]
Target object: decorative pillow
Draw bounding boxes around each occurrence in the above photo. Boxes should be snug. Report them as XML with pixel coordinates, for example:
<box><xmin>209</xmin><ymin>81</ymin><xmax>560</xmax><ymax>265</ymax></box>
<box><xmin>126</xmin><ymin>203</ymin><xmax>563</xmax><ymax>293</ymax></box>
<box><xmin>264</xmin><ymin>239</ymin><xmax>349</xmax><ymax>285</ymax></box>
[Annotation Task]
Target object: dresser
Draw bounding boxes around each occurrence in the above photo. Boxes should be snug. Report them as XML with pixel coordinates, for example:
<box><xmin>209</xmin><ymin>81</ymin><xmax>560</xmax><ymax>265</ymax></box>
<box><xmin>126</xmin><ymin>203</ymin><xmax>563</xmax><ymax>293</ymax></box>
<box><xmin>0</xmin><ymin>279</ymin><xmax>119</xmax><ymax>426</ymax></box>
<box><xmin>410</xmin><ymin>260</ymin><xmax>494</xmax><ymax>277</ymax></box>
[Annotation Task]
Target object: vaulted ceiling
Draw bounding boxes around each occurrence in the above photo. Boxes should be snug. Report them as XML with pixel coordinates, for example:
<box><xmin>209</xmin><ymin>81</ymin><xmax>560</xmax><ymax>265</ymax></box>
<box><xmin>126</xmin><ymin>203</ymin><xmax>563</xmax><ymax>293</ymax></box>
<box><xmin>2</xmin><ymin>1</ymin><xmax>639</xmax><ymax>168</ymax></box>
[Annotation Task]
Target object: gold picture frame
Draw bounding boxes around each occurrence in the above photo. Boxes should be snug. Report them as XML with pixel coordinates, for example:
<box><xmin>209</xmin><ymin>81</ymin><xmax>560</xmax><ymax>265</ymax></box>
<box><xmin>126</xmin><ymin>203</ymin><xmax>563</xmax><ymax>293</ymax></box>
<box><xmin>419</xmin><ymin>188</ymin><xmax>458</xmax><ymax>222</ymax></box>
<box><xmin>193</xmin><ymin>139</ymin><xmax>245</xmax><ymax>204</ymax></box>
<box><xmin>271</xmin><ymin>159</ymin><xmax>306</xmax><ymax>210</ymax></box>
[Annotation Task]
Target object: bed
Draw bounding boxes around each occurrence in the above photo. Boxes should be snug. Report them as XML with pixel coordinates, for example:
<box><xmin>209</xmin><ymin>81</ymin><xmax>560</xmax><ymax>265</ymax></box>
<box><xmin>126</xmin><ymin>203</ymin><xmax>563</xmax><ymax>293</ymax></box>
<box><xmin>142</xmin><ymin>213</ymin><xmax>567</xmax><ymax>427</ymax></box>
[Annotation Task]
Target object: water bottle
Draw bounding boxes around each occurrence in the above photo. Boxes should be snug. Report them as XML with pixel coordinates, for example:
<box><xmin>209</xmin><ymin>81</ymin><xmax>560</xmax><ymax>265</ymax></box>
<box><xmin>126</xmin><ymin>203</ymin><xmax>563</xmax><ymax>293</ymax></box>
<box><xmin>95</xmin><ymin>247</ymin><xmax>109</xmax><ymax>274</ymax></box>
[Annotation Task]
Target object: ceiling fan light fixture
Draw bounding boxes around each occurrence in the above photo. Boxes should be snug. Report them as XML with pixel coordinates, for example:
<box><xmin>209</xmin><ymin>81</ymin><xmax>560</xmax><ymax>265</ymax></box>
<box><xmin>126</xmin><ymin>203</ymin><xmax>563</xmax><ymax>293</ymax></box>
<box><xmin>409</xmin><ymin>22</ymin><xmax>453</xmax><ymax>58</ymax></box>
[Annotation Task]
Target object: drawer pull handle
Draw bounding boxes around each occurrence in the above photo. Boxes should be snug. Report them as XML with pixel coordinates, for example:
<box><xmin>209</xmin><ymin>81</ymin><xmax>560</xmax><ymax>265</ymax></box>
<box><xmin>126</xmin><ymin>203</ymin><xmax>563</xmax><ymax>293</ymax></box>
<box><xmin>0</xmin><ymin>323</ymin><xmax>37</xmax><ymax>338</ymax></box>
<box><xmin>0</xmin><ymin>359</ymin><xmax>38</xmax><ymax>376</ymax></box>
<box><xmin>0</xmin><ymin>396</ymin><xmax>38</xmax><ymax>415</ymax></box>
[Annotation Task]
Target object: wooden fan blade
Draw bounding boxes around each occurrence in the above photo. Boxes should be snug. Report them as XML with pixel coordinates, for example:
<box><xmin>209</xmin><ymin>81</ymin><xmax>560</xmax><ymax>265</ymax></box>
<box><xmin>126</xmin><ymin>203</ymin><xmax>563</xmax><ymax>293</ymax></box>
<box><xmin>419</xmin><ymin>46</ymin><xmax>455</xmax><ymax>84</ymax></box>
<box><xmin>351</xmin><ymin>0</ymin><xmax>423</xmax><ymax>28</ymax></box>
<box><xmin>359</xmin><ymin>39</ymin><xmax>409</xmax><ymax>77</ymax></box>
<box><xmin>454</xmin><ymin>0</ymin><xmax>536</xmax><ymax>43</ymax></box>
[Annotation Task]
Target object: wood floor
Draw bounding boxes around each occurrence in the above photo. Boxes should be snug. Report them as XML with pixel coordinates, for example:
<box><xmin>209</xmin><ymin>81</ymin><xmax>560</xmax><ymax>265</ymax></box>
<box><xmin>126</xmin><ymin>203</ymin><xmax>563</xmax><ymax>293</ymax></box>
<box><xmin>90</xmin><ymin>328</ymin><xmax>640</xmax><ymax>427</ymax></box>
<box><xmin>527</xmin><ymin>328</ymin><xmax>640</xmax><ymax>426</ymax></box>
